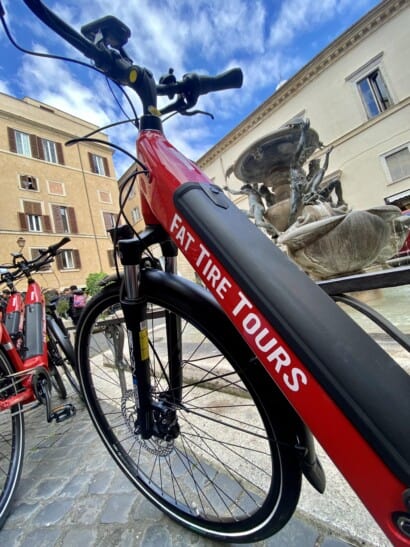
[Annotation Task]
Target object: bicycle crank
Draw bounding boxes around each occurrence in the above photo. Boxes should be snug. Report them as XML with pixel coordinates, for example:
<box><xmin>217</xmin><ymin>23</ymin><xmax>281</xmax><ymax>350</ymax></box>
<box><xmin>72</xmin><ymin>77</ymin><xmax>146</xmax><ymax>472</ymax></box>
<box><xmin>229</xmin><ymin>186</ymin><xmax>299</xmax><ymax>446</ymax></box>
<box><xmin>31</xmin><ymin>367</ymin><xmax>76</xmax><ymax>423</ymax></box>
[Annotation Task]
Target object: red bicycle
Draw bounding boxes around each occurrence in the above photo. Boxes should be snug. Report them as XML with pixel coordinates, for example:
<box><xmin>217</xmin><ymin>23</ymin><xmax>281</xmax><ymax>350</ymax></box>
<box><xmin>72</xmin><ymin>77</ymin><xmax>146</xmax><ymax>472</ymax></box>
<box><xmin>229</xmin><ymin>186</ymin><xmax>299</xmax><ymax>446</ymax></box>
<box><xmin>0</xmin><ymin>238</ymin><xmax>77</xmax><ymax>527</ymax></box>
<box><xmin>2</xmin><ymin>2</ymin><xmax>409</xmax><ymax>544</ymax></box>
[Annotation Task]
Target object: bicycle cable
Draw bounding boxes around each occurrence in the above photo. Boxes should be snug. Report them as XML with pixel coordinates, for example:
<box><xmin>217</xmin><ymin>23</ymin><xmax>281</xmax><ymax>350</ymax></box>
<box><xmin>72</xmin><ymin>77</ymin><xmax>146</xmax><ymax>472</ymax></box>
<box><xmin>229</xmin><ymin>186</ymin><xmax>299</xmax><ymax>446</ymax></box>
<box><xmin>0</xmin><ymin>8</ymin><xmax>139</xmax><ymax>125</ymax></box>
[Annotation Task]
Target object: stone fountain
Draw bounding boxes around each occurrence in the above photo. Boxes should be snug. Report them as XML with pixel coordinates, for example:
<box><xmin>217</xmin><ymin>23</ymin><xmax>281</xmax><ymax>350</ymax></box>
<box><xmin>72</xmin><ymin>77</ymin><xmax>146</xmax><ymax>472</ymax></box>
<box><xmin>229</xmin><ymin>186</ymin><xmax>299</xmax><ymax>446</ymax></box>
<box><xmin>224</xmin><ymin>119</ymin><xmax>410</xmax><ymax>279</ymax></box>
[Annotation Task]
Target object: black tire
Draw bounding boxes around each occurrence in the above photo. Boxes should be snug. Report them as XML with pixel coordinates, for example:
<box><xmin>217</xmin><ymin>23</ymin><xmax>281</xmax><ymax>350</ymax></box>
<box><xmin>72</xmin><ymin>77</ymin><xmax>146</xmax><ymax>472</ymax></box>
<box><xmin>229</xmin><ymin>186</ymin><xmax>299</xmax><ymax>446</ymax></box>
<box><xmin>47</xmin><ymin>330</ymin><xmax>67</xmax><ymax>400</ymax></box>
<box><xmin>0</xmin><ymin>351</ymin><xmax>25</xmax><ymax>529</ymax></box>
<box><xmin>47</xmin><ymin>319</ymin><xmax>82</xmax><ymax>398</ymax></box>
<box><xmin>76</xmin><ymin>274</ymin><xmax>302</xmax><ymax>543</ymax></box>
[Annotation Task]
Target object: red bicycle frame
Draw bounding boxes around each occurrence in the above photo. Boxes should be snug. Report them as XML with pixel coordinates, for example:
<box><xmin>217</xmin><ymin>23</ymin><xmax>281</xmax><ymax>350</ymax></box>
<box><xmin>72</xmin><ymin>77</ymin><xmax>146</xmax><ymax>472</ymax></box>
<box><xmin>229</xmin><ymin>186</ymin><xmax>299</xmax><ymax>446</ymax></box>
<box><xmin>4</xmin><ymin>290</ymin><xmax>25</xmax><ymax>353</ymax></box>
<box><xmin>0</xmin><ymin>278</ymin><xmax>47</xmax><ymax>409</ymax></box>
<box><xmin>136</xmin><ymin>129</ymin><xmax>409</xmax><ymax>546</ymax></box>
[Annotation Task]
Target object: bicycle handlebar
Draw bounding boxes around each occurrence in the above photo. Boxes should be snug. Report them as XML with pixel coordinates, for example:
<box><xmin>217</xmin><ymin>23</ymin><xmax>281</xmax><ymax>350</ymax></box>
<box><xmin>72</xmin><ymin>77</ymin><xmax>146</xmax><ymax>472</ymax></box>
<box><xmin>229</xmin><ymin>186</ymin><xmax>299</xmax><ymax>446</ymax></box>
<box><xmin>20</xmin><ymin>0</ymin><xmax>243</xmax><ymax>115</ymax></box>
<box><xmin>22</xmin><ymin>0</ymin><xmax>108</xmax><ymax>65</ymax></box>
<box><xmin>2</xmin><ymin>237</ymin><xmax>71</xmax><ymax>281</ymax></box>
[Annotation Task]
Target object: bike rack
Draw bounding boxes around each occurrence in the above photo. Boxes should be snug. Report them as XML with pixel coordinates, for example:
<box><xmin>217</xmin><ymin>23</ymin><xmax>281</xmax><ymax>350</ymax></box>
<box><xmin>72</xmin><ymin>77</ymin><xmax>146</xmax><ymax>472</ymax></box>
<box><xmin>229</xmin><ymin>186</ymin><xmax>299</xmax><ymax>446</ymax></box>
<box><xmin>317</xmin><ymin>265</ymin><xmax>410</xmax><ymax>352</ymax></box>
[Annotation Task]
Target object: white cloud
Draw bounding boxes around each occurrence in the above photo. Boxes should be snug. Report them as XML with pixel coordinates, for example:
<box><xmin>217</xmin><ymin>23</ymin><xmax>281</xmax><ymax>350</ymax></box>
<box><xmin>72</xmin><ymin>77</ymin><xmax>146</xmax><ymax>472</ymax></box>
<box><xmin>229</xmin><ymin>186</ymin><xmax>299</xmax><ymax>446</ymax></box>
<box><xmin>0</xmin><ymin>79</ymin><xmax>12</xmax><ymax>95</ymax></box>
<box><xmin>19</xmin><ymin>49</ymin><xmax>113</xmax><ymax>125</ymax></box>
<box><xmin>268</xmin><ymin>0</ymin><xmax>374</xmax><ymax>48</ymax></box>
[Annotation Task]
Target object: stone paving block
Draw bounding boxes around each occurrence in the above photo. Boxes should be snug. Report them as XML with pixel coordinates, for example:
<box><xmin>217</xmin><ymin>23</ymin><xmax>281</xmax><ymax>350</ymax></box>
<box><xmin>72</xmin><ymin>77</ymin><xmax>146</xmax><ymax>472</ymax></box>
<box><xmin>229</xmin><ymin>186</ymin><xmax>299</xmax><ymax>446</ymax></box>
<box><xmin>99</xmin><ymin>493</ymin><xmax>137</xmax><ymax>524</ymax></box>
<box><xmin>67</xmin><ymin>494</ymin><xmax>106</xmax><ymax>526</ymax></box>
<box><xmin>59</xmin><ymin>472</ymin><xmax>91</xmax><ymax>498</ymax></box>
<box><xmin>61</xmin><ymin>526</ymin><xmax>98</xmax><ymax>546</ymax></box>
<box><xmin>134</xmin><ymin>497</ymin><xmax>164</xmax><ymax>521</ymax></box>
<box><xmin>0</xmin><ymin>528</ymin><xmax>24</xmax><ymax>546</ymax></box>
<box><xmin>31</xmin><ymin>499</ymin><xmax>73</xmax><ymax>527</ymax></box>
<box><xmin>98</xmin><ymin>525</ymin><xmax>143</xmax><ymax>546</ymax></box>
<box><xmin>109</xmin><ymin>470</ymin><xmax>139</xmax><ymax>494</ymax></box>
<box><xmin>33</xmin><ymin>477</ymin><xmax>68</xmax><ymax>500</ymax></box>
<box><xmin>265</xmin><ymin>516</ymin><xmax>320</xmax><ymax>546</ymax></box>
<box><xmin>141</xmin><ymin>523</ymin><xmax>172</xmax><ymax>547</ymax></box>
<box><xmin>88</xmin><ymin>469</ymin><xmax>116</xmax><ymax>495</ymax></box>
<box><xmin>19</xmin><ymin>527</ymin><xmax>61</xmax><ymax>547</ymax></box>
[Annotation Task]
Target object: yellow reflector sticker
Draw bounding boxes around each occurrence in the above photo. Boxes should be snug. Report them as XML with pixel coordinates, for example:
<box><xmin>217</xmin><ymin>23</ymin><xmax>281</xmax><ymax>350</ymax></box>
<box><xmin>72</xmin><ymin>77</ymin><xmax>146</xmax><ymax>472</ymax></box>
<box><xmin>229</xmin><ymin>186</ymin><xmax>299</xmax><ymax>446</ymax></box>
<box><xmin>139</xmin><ymin>328</ymin><xmax>149</xmax><ymax>361</ymax></box>
<box><xmin>129</xmin><ymin>69</ymin><xmax>138</xmax><ymax>83</ymax></box>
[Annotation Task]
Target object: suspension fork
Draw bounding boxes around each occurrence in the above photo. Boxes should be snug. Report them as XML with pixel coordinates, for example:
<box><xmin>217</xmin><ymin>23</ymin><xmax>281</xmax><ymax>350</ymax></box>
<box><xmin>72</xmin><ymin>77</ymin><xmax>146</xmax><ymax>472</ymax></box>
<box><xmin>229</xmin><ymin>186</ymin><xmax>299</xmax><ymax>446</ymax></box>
<box><xmin>163</xmin><ymin>254</ymin><xmax>183</xmax><ymax>405</ymax></box>
<box><xmin>116</xmin><ymin>225</ymin><xmax>180</xmax><ymax>438</ymax></box>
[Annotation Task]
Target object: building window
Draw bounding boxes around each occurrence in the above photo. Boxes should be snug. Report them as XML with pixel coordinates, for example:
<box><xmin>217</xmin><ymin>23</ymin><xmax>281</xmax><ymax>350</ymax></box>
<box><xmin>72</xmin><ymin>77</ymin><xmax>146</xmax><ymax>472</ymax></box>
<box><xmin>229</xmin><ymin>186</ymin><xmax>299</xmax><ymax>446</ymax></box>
<box><xmin>383</xmin><ymin>145</ymin><xmax>410</xmax><ymax>183</ymax></box>
<box><xmin>15</xmin><ymin>130</ymin><xmax>32</xmax><ymax>157</ymax></box>
<box><xmin>89</xmin><ymin>153</ymin><xmax>110</xmax><ymax>176</ymax></box>
<box><xmin>51</xmin><ymin>204</ymin><xmax>78</xmax><ymax>234</ymax></box>
<box><xmin>385</xmin><ymin>189</ymin><xmax>410</xmax><ymax>211</ymax></box>
<box><xmin>18</xmin><ymin>201</ymin><xmax>52</xmax><ymax>233</ymax></box>
<box><xmin>56</xmin><ymin>249</ymin><xmax>81</xmax><ymax>270</ymax></box>
<box><xmin>48</xmin><ymin>181</ymin><xmax>65</xmax><ymax>195</ymax></box>
<box><xmin>37</xmin><ymin>137</ymin><xmax>64</xmax><ymax>164</ymax></box>
<box><xmin>19</xmin><ymin>175</ymin><xmax>38</xmax><ymax>191</ymax></box>
<box><xmin>8</xmin><ymin>127</ymin><xmax>64</xmax><ymax>164</ymax></box>
<box><xmin>41</xmin><ymin>139</ymin><xmax>58</xmax><ymax>163</ymax></box>
<box><xmin>357</xmin><ymin>69</ymin><xmax>392</xmax><ymax>118</ymax></box>
<box><xmin>59</xmin><ymin>206</ymin><xmax>69</xmax><ymax>233</ymax></box>
<box><xmin>131</xmin><ymin>206</ymin><xmax>141</xmax><ymax>224</ymax></box>
<box><xmin>98</xmin><ymin>190</ymin><xmax>112</xmax><ymax>203</ymax></box>
<box><xmin>27</xmin><ymin>214</ymin><xmax>42</xmax><ymax>232</ymax></box>
<box><xmin>103</xmin><ymin>211</ymin><xmax>118</xmax><ymax>231</ymax></box>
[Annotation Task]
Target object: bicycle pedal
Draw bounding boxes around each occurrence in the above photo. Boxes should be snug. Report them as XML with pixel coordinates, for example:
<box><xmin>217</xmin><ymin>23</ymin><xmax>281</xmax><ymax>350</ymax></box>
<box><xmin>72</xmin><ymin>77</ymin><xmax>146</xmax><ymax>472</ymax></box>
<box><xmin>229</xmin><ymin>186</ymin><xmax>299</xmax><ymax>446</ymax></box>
<box><xmin>51</xmin><ymin>403</ymin><xmax>76</xmax><ymax>423</ymax></box>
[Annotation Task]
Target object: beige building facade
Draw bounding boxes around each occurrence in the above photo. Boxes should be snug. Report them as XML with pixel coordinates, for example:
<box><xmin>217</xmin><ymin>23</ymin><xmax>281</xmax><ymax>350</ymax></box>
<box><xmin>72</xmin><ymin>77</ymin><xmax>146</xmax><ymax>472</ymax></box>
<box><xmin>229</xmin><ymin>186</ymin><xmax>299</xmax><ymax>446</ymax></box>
<box><xmin>0</xmin><ymin>93</ymin><xmax>119</xmax><ymax>290</ymax></box>
<box><xmin>198</xmin><ymin>0</ymin><xmax>410</xmax><ymax>214</ymax></box>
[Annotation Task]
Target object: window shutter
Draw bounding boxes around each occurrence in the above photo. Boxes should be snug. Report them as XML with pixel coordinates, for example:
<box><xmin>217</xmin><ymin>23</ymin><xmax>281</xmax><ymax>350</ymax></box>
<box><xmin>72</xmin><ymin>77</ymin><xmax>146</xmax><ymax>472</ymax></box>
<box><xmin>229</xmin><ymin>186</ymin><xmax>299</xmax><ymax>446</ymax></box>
<box><xmin>102</xmin><ymin>157</ymin><xmax>110</xmax><ymax>177</ymax></box>
<box><xmin>30</xmin><ymin>135</ymin><xmax>40</xmax><ymax>159</ymax></box>
<box><xmin>73</xmin><ymin>249</ymin><xmax>81</xmax><ymax>269</ymax></box>
<box><xmin>88</xmin><ymin>152</ymin><xmax>96</xmax><ymax>173</ymax></box>
<box><xmin>67</xmin><ymin>207</ymin><xmax>78</xmax><ymax>234</ymax></box>
<box><xmin>7</xmin><ymin>127</ymin><xmax>17</xmax><ymax>152</ymax></box>
<box><xmin>52</xmin><ymin>204</ymin><xmax>64</xmax><ymax>233</ymax></box>
<box><xmin>107</xmin><ymin>250</ymin><xmax>115</xmax><ymax>267</ymax></box>
<box><xmin>103</xmin><ymin>211</ymin><xmax>112</xmax><ymax>230</ymax></box>
<box><xmin>18</xmin><ymin>212</ymin><xmax>28</xmax><ymax>230</ymax></box>
<box><xmin>43</xmin><ymin>215</ymin><xmax>52</xmax><ymax>233</ymax></box>
<box><xmin>56</xmin><ymin>142</ymin><xmax>65</xmax><ymax>165</ymax></box>
<box><xmin>55</xmin><ymin>252</ymin><xmax>64</xmax><ymax>270</ymax></box>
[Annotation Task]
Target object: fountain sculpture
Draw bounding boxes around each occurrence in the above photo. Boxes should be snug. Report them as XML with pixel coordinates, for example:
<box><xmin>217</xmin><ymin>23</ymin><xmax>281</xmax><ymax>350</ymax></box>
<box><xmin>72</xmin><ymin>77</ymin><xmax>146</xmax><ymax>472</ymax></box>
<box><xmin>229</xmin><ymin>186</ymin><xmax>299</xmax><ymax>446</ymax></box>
<box><xmin>224</xmin><ymin>119</ymin><xmax>409</xmax><ymax>279</ymax></box>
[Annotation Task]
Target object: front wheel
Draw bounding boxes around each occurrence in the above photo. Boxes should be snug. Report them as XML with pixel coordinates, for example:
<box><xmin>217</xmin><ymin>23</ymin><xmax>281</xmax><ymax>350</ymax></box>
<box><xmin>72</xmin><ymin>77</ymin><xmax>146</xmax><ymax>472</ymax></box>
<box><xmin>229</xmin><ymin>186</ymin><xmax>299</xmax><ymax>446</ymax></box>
<box><xmin>76</xmin><ymin>273</ymin><xmax>302</xmax><ymax>543</ymax></box>
<box><xmin>0</xmin><ymin>351</ymin><xmax>25</xmax><ymax>529</ymax></box>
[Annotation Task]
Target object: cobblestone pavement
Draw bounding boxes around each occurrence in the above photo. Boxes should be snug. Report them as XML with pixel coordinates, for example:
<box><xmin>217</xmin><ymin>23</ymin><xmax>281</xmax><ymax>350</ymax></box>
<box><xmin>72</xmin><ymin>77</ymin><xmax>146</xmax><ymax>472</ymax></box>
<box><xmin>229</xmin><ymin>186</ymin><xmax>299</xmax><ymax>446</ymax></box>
<box><xmin>1</xmin><ymin>286</ymin><xmax>407</xmax><ymax>547</ymax></box>
<box><xmin>1</xmin><ymin>394</ymin><xmax>361</xmax><ymax>547</ymax></box>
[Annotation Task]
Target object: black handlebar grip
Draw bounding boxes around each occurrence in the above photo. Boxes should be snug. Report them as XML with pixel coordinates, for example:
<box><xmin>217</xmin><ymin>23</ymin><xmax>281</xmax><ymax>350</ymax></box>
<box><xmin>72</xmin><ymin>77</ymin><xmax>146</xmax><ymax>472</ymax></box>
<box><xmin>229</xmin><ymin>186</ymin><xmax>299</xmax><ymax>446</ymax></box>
<box><xmin>48</xmin><ymin>237</ymin><xmax>70</xmax><ymax>255</ymax></box>
<box><xmin>197</xmin><ymin>68</ymin><xmax>243</xmax><ymax>95</ymax></box>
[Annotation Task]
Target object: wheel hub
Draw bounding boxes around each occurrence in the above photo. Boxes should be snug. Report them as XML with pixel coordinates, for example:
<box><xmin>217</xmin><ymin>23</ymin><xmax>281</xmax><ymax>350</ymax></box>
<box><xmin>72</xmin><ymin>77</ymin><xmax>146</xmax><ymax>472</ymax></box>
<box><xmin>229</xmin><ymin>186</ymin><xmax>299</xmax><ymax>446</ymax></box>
<box><xmin>121</xmin><ymin>388</ymin><xmax>176</xmax><ymax>456</ymax></box>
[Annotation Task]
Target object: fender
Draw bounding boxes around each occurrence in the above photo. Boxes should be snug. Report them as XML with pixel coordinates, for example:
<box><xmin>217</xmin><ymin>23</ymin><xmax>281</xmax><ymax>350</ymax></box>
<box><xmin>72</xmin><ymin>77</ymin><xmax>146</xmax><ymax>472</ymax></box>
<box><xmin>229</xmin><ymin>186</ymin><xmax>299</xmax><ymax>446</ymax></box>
<box><xmin>46</xmin><ymin>316</ymin><xmax>75</xmax><ymax>366</ymax></box>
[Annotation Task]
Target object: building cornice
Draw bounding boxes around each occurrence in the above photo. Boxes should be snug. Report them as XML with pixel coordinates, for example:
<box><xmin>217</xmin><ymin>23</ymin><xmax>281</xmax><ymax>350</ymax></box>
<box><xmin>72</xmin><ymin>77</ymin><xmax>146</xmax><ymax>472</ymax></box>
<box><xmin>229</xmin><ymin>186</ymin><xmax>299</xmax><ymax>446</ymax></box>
<box><xmin>198</xmin><ymin>0</ymin><xmax>409</xmax><ymax>168</ymax></box>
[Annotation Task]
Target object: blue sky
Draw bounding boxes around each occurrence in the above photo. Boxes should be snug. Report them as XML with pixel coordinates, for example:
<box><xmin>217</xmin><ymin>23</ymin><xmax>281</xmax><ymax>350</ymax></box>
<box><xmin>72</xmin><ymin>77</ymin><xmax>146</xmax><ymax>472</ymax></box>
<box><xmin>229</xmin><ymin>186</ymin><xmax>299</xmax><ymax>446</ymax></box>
<box><xmin>0</xmin><ymin>0</ymin><xmax>381</xmax><ymax>177</ymax></box>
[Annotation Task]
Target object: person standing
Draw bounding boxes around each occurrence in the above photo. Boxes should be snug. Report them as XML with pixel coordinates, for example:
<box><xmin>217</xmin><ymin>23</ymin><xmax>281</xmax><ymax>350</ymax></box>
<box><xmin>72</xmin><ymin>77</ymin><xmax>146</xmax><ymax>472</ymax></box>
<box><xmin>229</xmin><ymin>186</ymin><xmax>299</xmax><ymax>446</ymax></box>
<box><xmin>68</xmin><ymin>285</ymin><xmax>86</xmax><ymax>326</ymax></box>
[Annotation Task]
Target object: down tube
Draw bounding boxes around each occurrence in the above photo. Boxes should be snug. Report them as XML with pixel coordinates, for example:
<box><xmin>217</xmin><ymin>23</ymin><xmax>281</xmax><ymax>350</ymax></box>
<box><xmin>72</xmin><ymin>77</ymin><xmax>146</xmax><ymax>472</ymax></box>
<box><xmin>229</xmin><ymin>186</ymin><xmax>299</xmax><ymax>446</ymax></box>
<box><xmin>165</xmin><ymin>210</ymin><xmax>406</xmax><ymax>545</ymax></box>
